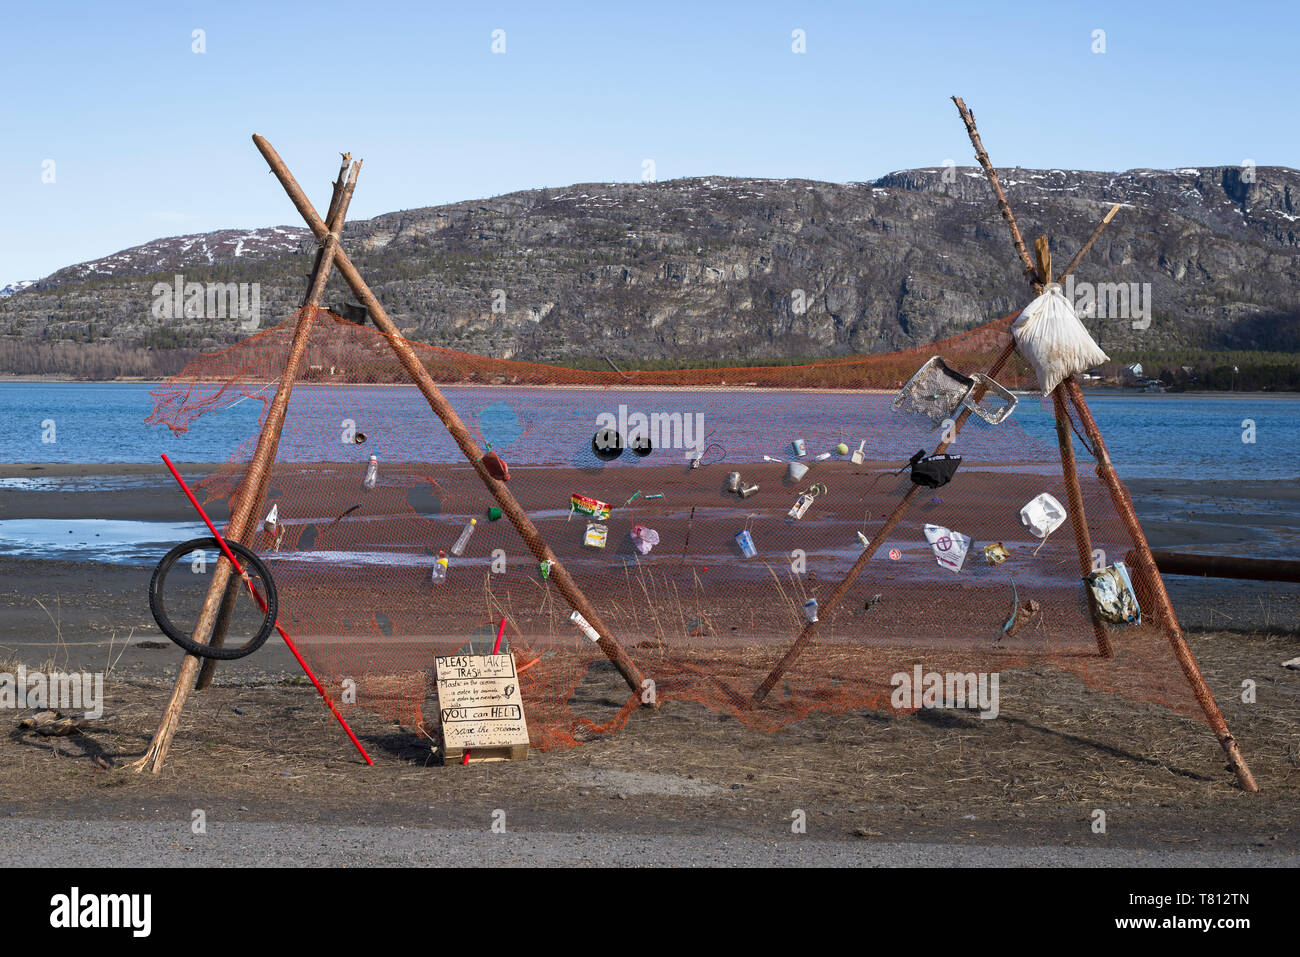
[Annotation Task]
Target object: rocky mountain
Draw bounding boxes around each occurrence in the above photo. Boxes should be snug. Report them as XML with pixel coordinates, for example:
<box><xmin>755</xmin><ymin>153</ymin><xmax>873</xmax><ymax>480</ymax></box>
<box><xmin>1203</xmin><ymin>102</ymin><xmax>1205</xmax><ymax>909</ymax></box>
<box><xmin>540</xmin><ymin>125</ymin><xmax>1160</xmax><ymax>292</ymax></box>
<box><xmin>2</xmin><ymin>165</ymin><xmax>1298</xmax><ymax>375</ymax></box>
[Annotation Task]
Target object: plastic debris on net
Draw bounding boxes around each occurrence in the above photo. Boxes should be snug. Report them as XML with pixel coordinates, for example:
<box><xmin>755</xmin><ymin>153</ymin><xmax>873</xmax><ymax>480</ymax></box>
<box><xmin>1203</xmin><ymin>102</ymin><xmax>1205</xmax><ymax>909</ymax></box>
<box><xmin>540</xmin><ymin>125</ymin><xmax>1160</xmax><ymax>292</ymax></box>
<box><xmin>1021</xmin><ymin>492</ymin><xmax>1067</xmax><ymax>539</ymax></box>
<box><xmin>630</xmin><ymin>525</ymin><xmax>660</xmax><ymax>555</ymax></box>
<box><xmin>1085</xmin><ymin>562</ymin><xmax>1142</xmax><ymax>625</ymax></box>
<box><xmin>924</xmin><ymin>523</ymin><xmax>972</xmax><ymax>573</ymax></box>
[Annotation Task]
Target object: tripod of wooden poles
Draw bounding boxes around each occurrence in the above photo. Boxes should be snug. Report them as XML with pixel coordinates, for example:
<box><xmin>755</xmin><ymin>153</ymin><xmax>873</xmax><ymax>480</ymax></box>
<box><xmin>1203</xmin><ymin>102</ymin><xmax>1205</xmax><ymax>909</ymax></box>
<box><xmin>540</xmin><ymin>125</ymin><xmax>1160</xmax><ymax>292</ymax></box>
<box><xmin>751</xmin><ymin>97</ymin><xmax>1257</xmax><ymax>792</ymax></box>
<box><xmin>133</xmin><ymin>103</ymin><xmax>1257</xmax><ymax>791</ymax></box>
<box><xmin>130</xmin><ymin>139</ymin><xmax>651</xmax><ymax>774</ymax></box>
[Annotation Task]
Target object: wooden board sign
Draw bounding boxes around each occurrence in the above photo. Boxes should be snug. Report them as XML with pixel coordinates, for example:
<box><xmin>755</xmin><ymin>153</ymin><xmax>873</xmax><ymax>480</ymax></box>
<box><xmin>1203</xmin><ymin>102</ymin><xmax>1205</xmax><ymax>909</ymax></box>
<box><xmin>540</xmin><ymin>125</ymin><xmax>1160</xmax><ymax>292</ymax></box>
<box><xmin>433</xmin><ymin>653</ymin><xmax>530</xmax><ymax>763</ymax></box>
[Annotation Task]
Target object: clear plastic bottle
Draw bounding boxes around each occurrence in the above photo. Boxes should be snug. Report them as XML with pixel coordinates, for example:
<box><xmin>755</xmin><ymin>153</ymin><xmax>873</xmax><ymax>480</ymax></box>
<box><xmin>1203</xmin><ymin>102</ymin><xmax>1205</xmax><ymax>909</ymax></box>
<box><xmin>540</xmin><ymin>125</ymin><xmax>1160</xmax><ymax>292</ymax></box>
<box><xmin>451</xmin><ymin>518</ymin><xmax>477</xmax><ymax>556</ymax></box>
<box><xmin>430</xmin><ymin>550</ymin><xmax>448</xmax><ymax>584</ymax></box>
<box><xmin>363</xmin><ymin>454</ymin><xmax>378</xmax><ymax>491</ymax></box>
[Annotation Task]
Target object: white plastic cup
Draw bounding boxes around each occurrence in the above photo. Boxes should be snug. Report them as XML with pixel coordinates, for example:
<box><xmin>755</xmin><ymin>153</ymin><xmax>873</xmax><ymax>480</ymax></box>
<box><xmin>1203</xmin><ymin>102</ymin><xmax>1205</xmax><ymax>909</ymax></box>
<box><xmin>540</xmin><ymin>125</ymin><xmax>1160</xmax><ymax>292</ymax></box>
<box><xmin>788</xmin><ymin>461</ymin><xmax>809</xmax><ymax>481</ymax></box>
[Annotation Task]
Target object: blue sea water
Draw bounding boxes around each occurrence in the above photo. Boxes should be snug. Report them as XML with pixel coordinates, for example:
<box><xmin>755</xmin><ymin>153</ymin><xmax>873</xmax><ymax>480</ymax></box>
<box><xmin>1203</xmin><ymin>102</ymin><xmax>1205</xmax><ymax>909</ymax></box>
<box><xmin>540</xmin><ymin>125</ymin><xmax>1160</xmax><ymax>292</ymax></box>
<box><xmin>1</xmin><ymin>380</ymin><xmax>1296</xmax><ymax>481</ymax></box>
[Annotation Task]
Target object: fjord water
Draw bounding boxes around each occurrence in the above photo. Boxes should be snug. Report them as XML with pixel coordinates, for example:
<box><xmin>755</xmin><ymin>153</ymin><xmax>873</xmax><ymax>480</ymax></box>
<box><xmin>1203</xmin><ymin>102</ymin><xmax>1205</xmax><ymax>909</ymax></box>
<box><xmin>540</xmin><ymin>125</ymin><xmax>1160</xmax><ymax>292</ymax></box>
<box><xmin>1</xmin><ymin>380</ymin><xmax>1296</xmax><ymax>480</ymax></box>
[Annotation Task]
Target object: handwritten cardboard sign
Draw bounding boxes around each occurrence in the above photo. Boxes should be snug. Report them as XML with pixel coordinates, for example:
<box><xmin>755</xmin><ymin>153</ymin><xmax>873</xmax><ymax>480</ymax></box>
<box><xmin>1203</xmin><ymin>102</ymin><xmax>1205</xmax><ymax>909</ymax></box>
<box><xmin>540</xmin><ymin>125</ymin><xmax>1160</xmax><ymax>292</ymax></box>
<box><xmin>434</xmin><ymin>653</ymin><xmax>530</xmax><ymax>756</ymax></box>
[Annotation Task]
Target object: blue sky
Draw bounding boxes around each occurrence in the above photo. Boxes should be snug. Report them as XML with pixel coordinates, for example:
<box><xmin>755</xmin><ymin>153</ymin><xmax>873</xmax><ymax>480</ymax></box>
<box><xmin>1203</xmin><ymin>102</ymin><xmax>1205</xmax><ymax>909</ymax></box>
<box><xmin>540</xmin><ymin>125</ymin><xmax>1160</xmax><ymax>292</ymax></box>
<box><xmin>2</xmin><ymin>0</ymin><xmax>1296</xmax><ymax>284</ymax></box>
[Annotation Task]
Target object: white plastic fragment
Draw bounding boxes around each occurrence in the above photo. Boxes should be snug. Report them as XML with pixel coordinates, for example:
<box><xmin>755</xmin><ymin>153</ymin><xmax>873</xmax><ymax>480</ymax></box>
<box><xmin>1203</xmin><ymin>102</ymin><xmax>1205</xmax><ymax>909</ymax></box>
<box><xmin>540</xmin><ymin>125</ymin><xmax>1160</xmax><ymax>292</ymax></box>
<box><xmin>1020</xmin><ymin>492</ymin><xmax>1067</xmax><ymax>539</ymax></box>
<box><xmin>924</xmin><ymin>523</ymin><xmax>971</xmax><ymax>573</ymax></box>
<box><xmin>569</xmin><ymin>610</ymin><xmax>601</xmax><ymax>642</ymax></box>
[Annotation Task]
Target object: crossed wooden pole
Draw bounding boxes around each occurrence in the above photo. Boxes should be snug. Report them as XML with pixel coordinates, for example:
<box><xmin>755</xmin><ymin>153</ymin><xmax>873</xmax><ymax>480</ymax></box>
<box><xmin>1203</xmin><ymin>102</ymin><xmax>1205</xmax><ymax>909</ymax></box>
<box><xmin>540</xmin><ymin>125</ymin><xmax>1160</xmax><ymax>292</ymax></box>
<box><xmin>132</xmin><ymin>138</ymin><xmax>649</xmax><ymax>773</ymax></box>
<box><xmin>752</xmin><ymin>97</ymin><xmax>1257</xmax><ymax>792</ymax></box>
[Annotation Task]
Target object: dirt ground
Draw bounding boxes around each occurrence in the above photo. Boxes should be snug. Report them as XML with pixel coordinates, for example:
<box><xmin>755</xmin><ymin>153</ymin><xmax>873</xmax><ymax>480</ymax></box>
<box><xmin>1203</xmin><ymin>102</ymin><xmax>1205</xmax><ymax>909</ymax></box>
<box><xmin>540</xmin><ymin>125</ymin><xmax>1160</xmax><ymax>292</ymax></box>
<box><xmin>1</xmin><ymin>463</ymin><xmax>1297</xmax><ymax>859</ymax></box>
<box><xmin>2</xmin><ymin>627</ymin><xmax>1297</xmax><ymax>855</ymax></box>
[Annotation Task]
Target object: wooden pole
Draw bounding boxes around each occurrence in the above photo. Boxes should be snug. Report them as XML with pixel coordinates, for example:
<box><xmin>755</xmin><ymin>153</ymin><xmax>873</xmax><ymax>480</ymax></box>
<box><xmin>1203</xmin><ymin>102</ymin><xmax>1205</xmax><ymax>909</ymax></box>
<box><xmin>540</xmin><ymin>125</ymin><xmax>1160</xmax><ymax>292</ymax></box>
<box><xmin>951</xmin><ymin>96</ymin><xmax>1038</xmax><ymax>289</ymax></box>
<box><xmin>1057</xmin><ymin>204</ymin><xmax>1121</xmax><ymax>285</ymax></box>
<box><xmin>195</xmin><ymin>156</ymin><xmax>356</xmax><ymax>690</ymax></box>
<box><xmin>1062</xmin><ymin>378</ymin><xmax>1258</xmax><ymax>792</ymax></box>
<box><xmin>753</xmin><ymin>339</ymin><xmax>1018</xmax><ymax>702</ymax></box>
<box><xmin>251</xmin><ymin>134</ymin><xmax>650</xmax><ymax>699</ymax></box>
<box><xmin>1051</xmin><ymin>385</ymin><xmax>1113</xmax><ymax>658</ymax></box>
<box><xmin>129</xmin><ymin>160</ymin><xmax>361</xmax><ymax>773</ymax></box>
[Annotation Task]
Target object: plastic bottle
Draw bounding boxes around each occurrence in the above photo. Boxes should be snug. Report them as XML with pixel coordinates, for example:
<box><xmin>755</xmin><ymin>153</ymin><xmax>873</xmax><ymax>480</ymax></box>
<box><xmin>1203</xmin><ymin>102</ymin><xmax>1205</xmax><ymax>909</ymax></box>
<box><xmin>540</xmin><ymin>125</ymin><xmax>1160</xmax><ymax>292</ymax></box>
<box><xmin>451</xmin><ymin>518</ymin><xmax>477</xmax><ymax>556</ymax></box>
<box><xmin>363</xmin><ymin>455</ymin><xmax>378</xmax><ymax>490</ymax></box>
<box><xmin>430</xmin><ymin>550</ymin><xmax>448</xmax><ymax>583</ymax></box>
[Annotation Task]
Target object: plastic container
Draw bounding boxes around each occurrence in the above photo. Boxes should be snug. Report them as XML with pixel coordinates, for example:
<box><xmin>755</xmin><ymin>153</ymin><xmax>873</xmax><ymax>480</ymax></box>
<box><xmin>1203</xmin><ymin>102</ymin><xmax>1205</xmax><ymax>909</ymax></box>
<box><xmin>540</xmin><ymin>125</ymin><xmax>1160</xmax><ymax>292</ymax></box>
<box><xmin>362</xmin><ymin>455</ymin><xmax>378</xmax><ymax>490</ymax></box>
<box><xmin>788</xmin><ymin>461</ymin><xmax>809</xmax><ymax>481</ymax></box>
<box><xmin>735</xmin><ymin>529</ymin><xmax>757</xmax><ymax>558</ymax></box>
<box><xmin>788</xmin><ymin>492</ymin><xmax>814</xmax><ymax>520</ymax></box>
<box><xmin>802</xmin><ymin>598</ymin><xmax>819</xmax><ymax>623</ymax></box>
<box><xmin>451</xmin><ymin>518</ymin><xmax>477</xmax><ymax>556</ymax></box>
<box><xmin>430</xmin><ymin>550</ymin><xmax>448</xmax><ymax>583</ymax></box>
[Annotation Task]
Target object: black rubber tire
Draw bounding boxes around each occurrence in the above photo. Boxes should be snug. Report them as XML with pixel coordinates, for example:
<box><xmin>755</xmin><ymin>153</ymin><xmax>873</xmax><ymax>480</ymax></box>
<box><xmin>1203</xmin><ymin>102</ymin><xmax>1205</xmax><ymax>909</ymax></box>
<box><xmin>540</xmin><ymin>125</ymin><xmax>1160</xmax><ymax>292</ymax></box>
<box><xmin>149</xmin><ymin>537</ymin><xmax>278</xmax><ymax>660</ymax></box>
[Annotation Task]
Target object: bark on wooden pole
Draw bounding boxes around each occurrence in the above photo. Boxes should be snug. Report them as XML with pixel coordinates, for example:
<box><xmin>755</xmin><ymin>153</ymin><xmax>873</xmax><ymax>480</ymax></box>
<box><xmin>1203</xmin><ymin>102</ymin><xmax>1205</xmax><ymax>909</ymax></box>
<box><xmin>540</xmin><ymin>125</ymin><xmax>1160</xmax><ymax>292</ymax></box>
<box><xmin>195</xmin><ymin>156</ymin><xmax>356</xmax><ymax>690</ymax></box>
<box><xmin>130</xmin><ymin>160</ymin><xmax>361</xmax><ymax>773</ymax></box>
<box><xmin>753</xmin><ymin>339</ymin><xmax>1018</xmax><ymax>703</ymax></box>
<box><xmin>952</xmin><ymin>96</ymin><xmax>1038</xmax><ymax>289</ymax></box>
<box><xmin>250</xmin><ymin>134</ymin><xmax>650</xmax><ymax>699</ymax></box>
<box><xmin>1051</xmin><ymin>385</ymin><xmax>1114</xmax><ymax>658</ymax></box>
<box><xmin>1057</xmin><ymin>204</ymin><xmax>1121</xmax><ymax>284</ymax></box>
<box><xmin>1063</xmin><ymin>377</ymin><xmax>1258</xmax><ymax>792</ymax></box>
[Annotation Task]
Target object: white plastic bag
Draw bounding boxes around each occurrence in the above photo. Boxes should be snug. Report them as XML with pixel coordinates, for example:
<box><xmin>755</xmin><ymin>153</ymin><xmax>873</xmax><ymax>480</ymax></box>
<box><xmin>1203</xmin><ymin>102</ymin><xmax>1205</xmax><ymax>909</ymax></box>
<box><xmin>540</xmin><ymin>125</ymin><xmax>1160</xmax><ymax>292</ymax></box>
<box><xmin>1012</xmin><ymin>284</ymin><xmax>1108</xmax><ymax>395</ymax></box>
<box><xmin>924</xmin><ymin>523</ymin><xmax>971</xmax><ymax>573</ymax></box>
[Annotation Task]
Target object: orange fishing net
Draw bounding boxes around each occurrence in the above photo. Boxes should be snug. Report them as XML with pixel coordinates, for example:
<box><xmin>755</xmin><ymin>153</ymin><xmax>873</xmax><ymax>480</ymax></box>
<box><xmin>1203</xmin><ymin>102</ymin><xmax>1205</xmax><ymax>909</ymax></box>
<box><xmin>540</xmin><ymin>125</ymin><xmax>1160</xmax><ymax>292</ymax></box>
<box><xmin>148</xmin><ymin>310</ymin><xmax>1205</xmax><ymax>750</ymax></box>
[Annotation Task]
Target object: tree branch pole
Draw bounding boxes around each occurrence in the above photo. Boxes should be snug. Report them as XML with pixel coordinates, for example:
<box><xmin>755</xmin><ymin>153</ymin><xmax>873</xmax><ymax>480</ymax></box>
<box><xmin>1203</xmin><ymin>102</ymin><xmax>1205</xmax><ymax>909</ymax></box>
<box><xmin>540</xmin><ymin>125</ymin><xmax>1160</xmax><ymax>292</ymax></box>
<box><xmin>952</xmin><ymin>96</ymin><xmax>1038</xmax><ymax>288</ymax></box>
<box><xmin>250</xmin><ymin>134</ymin><xmax>650</xmax><ymax>699</ymax></box>
<box><xmin>1051</xmin><ymin>387</ymin><xmax>1113</xmax><ymax>658</ymax></box>
<box><xmin>196</xmin><ymin>155</ymin><xmax>356</xmax><ymax>690</ymax></box>
<box><xmin>753</xmin><ymin>338</ymin><xmax>1018</xmax><ymax>703</ymax></box>
<box><xmin>944</xmin><ymin>110</ymin><xmax>1251</xmax><ymax>788</ymax></box>
<box><xmin>1057</xmin><ymin>204</ymin><xmax>1121</xmax><ymax>285</ymax></box>
<box><xmin>130</xmin><ymin>161</ymin><xmax>361</xmax><ymax>773</ymax></box>
<box><xmin>1062</xmin><ymin>378</ymin><xmax>1258</xmax><ymax>792</ymax></box>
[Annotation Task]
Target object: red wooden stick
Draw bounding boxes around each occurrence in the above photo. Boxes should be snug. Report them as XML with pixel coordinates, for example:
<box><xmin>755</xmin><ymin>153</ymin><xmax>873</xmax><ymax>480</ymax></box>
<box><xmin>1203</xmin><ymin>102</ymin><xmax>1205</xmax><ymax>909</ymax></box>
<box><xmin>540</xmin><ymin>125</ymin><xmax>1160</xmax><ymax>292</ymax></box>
<box><xmin>160</xmin><ymin>454</ymin><xmax>374</xmax><ymax>766</ymax></box>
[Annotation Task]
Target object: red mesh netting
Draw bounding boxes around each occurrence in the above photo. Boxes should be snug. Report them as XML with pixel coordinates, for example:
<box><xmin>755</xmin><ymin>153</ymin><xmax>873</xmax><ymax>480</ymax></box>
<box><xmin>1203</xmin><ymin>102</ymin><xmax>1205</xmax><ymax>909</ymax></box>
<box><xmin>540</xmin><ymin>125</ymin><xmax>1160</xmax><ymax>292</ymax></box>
<box><xmin>147</xmin><ymin>310</ymin><xmax>1205</xmax><ymax>749</ymax></box>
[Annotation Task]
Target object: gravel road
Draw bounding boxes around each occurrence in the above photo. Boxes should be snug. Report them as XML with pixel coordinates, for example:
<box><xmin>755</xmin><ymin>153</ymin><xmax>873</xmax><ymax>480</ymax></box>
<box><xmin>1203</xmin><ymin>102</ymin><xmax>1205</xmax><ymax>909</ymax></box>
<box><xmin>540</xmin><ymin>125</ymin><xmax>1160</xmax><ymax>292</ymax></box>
<box><xmin>4</xmin><ymin>820</ymin><xmax>1296</xmax><ymax>867</ymax></box>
